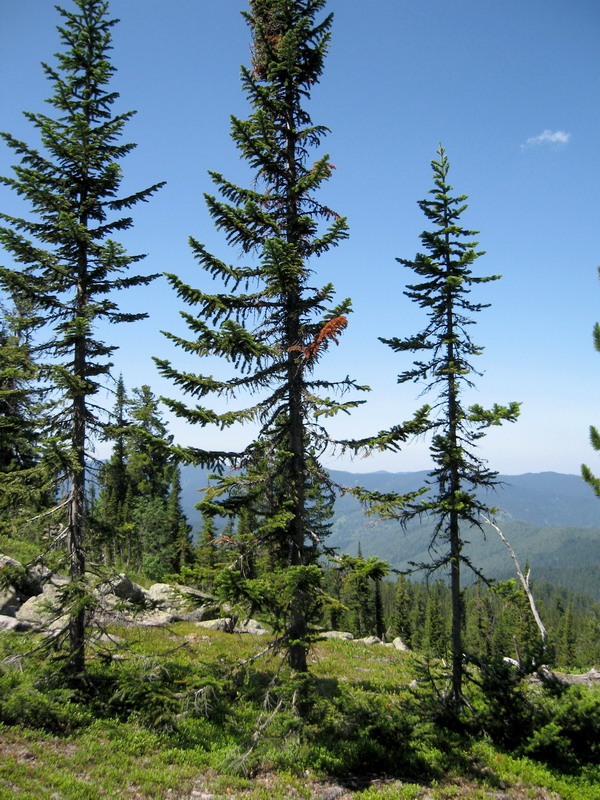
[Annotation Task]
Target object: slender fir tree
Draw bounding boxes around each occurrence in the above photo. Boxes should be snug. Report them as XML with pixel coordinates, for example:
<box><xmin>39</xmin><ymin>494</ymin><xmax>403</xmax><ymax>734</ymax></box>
<box><xmin>0</xmin><ymin>0</ymin><xmax>163</xmax><ymax>676</ymax></box>
<box><xmin>156</xmin><ymin>0</ymin><xmax>414</xmax><ymax>671</ymax></box>
<box><xmin>582</xmin><ymin>267</ymin><xmax>600</xmax><ymax>495</ymax></box>
<box><xmin>375</xmin><ymin>147</ymin><xmax>519</xmax><ymax>703</ymax></box>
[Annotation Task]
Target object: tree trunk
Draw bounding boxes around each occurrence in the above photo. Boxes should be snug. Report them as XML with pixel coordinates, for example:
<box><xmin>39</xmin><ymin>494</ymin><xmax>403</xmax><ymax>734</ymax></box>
<box><xmin>68</xmin><ymin>348</ymin><xmax>86</xmax><ymax>678</ymax></box>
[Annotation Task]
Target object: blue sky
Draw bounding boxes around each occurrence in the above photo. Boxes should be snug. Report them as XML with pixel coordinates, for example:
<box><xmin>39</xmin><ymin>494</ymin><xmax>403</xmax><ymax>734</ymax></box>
<box><xmin>1</xmin><ymin>0</ymin><xmax>599</xmax><ymax>476</ymax></box>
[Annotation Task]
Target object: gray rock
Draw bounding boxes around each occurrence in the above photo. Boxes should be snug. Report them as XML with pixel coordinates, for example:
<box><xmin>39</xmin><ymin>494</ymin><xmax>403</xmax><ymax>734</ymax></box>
<box><xmin>134</xmin><ymin>610</ymin><xmax>177</xmax><ymax>627</ymax></box>
<box><xmin>97</xmin><ymin>574</ymin><xmax>146</xmax><ymax>605</ymax></box>
<box><xmin>15</xmin><ymin>582</ymin><xmax>67</xmax><ymax>626</ymax></box>
<box><xmin>0</xmin><ymin>614</ymin><xmax>21</xmax><ymax>631</ymax></box>
<box><xmin>0</xmin><ymin>554</ymin><xmax>21</xmax><ymax>570</ymax></box>
<box><xmin>0</xmin><ymin>586</ymin><xmax>21</xmax><ymax>617</ymax></box>
<box><xmin>320</xmin><ymin>630</ymin><xmax>354</xmax><ymax>640</ymax></box>
<box><xmin>392</xmin><ymin>636</ymin><xmax>410</xmax><ymax>651</ymax></box>
<box><xmin>21</xmin><ymin>563</ymin><xmax>53</xmax><ymax>595</ymax></box>
<box><xmin>0</xmin><ymin>614</ymin><xmax>35</xmax><ymax>632</ymax></box>
<box><xmin>195</xmin><ymin>617</ymin><xmax>268</xmax><ymax>634</ymax></box>
<box><xmin>196</xmin><ymin>618</ymin><xmax>237</xmax><ymax>632</ymax></box>
<box><xmin>148</xmin><ymin>583</ymin><xmax>214</xmax><ymax>609</ymax></box>
<box><xmin>318</xmin><ymin>788</ymin><xmax>345</xmax><ymax>800</ymax></box>
<box><xmin>357</xmin><ymin>636</ymin><xmax>382</xmax><ymax>645</ymax></box>
<box><xmin>235</xmin><ymin>618</ymin><xmax>269</xmax><ymax>635</ymax></box>
<box><xmin>175</xmin><ymin>604</ymin><xmax>220</xmax><ymax>623</ymax></box>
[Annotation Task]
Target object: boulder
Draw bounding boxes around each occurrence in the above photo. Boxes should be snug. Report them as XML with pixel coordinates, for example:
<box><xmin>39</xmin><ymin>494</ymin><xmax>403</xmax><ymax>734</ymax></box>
<box><xmin>97</xmin><ymin>574</ymin><xmax>146</xmax><ymax>605</ymax></box>
<box><xmin>175</xmin><ymin>605</ymin><xmax>220</xmax><ymax>623</ymax></box>
<box><xmin>236</xmin><ymin>618</ymin><xmax>269</xmax><ymax>635</ymax></box>
<box><xmin>0</xmin><ymin>555</ymin><xmax>54</xmax><ymax>597</ymax></box>
<box><xmin>196</xmin><ymin>618</ymin><xmax>237</xmax><ymax>632</ymax></box>
<box><xmin>357</xmin><ymin>636</ymin><xmax>382</xmax><ymax>645</ymax></box>
<box><xmin>0</xmin><ymin>614</ymin><xmax>25</xmax><ymax>631</ymax></box>
<box><xmin>391</xmin><ymin>637</ymin><xmax>410</xmax><ymax>651</ymax></box>
<box><xmin>146</xmin><ymin>583</ymin><xmax>219</xmax><ymax>622</ymax></box>
<box><xmin>0</xmin><ymin>554</ymin><xmax>21</xmax><ymax>570</ymax></box>
<box><xmin>21</xmin><ymin>563</ymin><xmax>53</xmax><ymax>596</ymax></box>
<box><xmin>148</xmin><ymin>583</ymin><xmax>214</xmax><ymax>608</ymax></box>
<box><xmin>15</xmin><ymin>581</ymin><xmax>68</xmax><ymax>627</ymax></box>
<box><xmin>0</xmin><ymin>586</ymin><xmax>21</xmax><ymax>617</ymax></box>
<box><xmin>134</xmin><ymin>610</ymin><xmax>177</xmax><ymax>627</ymax></box>
<box><xmin>320</xmin><ymin>630</ymin><xmax>354</xmax><ymax>640</ymax></box>
<box><xmin>195</xmin><ymin>617</ymin><xmax>268</xmax><ymax>635</ymax></box>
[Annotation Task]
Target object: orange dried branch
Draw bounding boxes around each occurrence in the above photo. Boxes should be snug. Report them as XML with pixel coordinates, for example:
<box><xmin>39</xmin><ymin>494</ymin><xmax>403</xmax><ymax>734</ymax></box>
<box><xmin>304</xmin><ymin>315</ymin><xmax>348</xmax><ymax>360</ymax></box>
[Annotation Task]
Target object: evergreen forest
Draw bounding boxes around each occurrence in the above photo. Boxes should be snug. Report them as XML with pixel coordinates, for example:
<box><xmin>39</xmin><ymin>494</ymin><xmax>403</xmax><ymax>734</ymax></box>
<box><xmin>0</xmin><ymin>2</ymin><xmax>599</xmax><ymax>798</ymax></box>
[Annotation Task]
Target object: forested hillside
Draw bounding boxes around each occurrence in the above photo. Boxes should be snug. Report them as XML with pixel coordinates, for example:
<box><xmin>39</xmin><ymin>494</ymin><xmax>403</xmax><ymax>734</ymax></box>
<box><xmin>179</xmin><ymin>465</ymin><xmax>600</xmax><ymax>599</ymax></box>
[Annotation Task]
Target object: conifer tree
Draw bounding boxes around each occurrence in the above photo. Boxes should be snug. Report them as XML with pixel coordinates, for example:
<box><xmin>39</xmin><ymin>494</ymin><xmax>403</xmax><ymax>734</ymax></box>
<box><xmin>393</xmin><ymin>574</ymin><xmax>413</xmax><ymax>646</ymax></box>
<box><xmin>582</xmin><ymin>267</ymin><xmax>600</xmax><ymax>494</ymax></box>
<box><xmin>166</xmin><ymin>466</ymin><xmax>193</xmax><ymax>573</ymax></box>
<box><xmin>0</xmin><ymin>302</ymin><xmax>42</xmax><ymax>521</ymax></box>
<box><xmin>378</xmin><ymin>147</ymin><xmax>519</xmax><ymax>703</ymax></box>
<box><xmin>0</xmin><ymin>0</ymin><xmax>163</xmax><ymax>675</ymax></box>
<box><xmin>93</xmin><ymin>375</ymin><xmax>129</xmax><ymax>563</ymax></box>
<box><xmin>155</xmin><ymin>0</ymin><xmax>412</xmax><ymax>671</ymax></box>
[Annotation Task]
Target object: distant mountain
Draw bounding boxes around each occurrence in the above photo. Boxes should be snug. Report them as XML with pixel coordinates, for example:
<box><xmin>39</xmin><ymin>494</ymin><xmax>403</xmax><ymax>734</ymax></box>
<box><xmin>178</xmin><ymin>466</ymin><xmax>600</xmax><ymax>600</ymax></box>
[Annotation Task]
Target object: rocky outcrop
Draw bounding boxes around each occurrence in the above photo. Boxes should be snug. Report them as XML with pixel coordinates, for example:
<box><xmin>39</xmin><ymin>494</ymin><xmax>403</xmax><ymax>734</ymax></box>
<box><xmin>96</xmin><ymin>574</ymin><xmax>147</xmax><ymax>605</ymax></box>
<box><xmin>0</xmin><ymin>552</ymin><xmax>260</xmax><ymax>635</ymax></box>
<box><xmin>146</xmin><ymin>583</ymin><xmax>219</xmax><ymax>622</ymax></box>
<box><xmin>0</xmin><ymin>614</ymin><xmax>32</xmax><ymax>632</ymax></box>
<box><xmin>196</xmin><ymin>617</ymin><xmax>269</xmax><ymax>635</ymax></box>
<box><xmin>15</xmin><ymin>579</ymin><xmax>69</xmax><ymax>630</ymax></box>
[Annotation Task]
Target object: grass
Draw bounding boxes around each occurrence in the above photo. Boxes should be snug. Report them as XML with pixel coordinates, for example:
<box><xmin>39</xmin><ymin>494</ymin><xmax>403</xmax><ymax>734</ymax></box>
<box><xmin>1</xmin><ymin>624</ymin><xmax>600</xmax><ymax>798</ymax></box>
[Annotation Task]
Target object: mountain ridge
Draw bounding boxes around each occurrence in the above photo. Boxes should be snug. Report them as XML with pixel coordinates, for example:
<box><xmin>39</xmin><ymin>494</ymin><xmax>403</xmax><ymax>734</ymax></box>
<box><xmin>179</xmin><ymin>466</ymin><xmax>600</xmax><ymax>599</ymax></box>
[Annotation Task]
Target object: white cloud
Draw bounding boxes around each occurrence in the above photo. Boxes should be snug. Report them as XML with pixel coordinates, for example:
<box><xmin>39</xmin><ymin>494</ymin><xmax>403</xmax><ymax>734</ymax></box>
<box><xmin>522</xmin><ymin>129</ymin><xmax>571</xmax><ymax>148</ymax></box>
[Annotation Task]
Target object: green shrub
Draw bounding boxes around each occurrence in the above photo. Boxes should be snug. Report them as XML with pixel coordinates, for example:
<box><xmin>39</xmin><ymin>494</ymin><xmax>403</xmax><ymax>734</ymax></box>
<box><xmin>0</xmin><ymin>671</ymin><xmax>92</xmax><ymax>733</ymax></box>
<box><xmin>523</xmin><ymin>686</ymin><xmax>600</xmax><ymax>769</ymax></box>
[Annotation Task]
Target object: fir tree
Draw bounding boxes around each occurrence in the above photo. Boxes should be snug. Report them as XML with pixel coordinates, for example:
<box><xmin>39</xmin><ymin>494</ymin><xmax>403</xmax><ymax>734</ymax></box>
<box><xmin>0</xmin><ymin>0</ymin><xmax>163</xmax><ymax>675</ymax></box>
<box><xmin>393</xmin><ymin>574</ymin><xmax>413</xmax><ymax>646</ymax></box>
<box><xmin>0</xmin><ymin>301</ymin><xmax>43</xmax><ymax>523</ymax></box>
<box><xmin>93</xmin><ymin>375</ymin><xmax>129</xmax><ymax>564</ymax></box>
<box><xmin>582</xmin><ymin>266</ymin><xmax>600</xmax><ymax>495</ymax></box>
<box><xmin>167</xmin><ymin>466</ymin><xmax>192</xmax><ymax>574</ymax></box>
<box><xmin>155</xmin><ymin>0</ymin><xmax>410</xmax><ymax>671</ymax></box>
<box><xmin>378</xmin><ymin>147</ymin><xmax>519</xmax><ymax>702</ymax></box>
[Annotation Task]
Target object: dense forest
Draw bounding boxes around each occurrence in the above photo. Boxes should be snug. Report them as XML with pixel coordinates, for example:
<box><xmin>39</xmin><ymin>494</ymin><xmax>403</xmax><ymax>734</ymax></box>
<box><xmin>0</xmin><ymin>1</ymin><xmax>599</xmax><ymax>798</ymax></box>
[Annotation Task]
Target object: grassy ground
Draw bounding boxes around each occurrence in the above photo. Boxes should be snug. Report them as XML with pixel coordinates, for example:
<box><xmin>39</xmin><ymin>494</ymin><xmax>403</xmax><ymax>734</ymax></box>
<box><xmin>1</xmin><ymin>624</ymin><xmax>599</xmax><ymax>799</ymax></box>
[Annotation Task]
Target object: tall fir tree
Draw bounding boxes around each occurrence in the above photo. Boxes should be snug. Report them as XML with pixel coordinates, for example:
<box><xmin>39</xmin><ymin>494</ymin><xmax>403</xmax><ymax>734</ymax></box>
<box><xmin>0</xmin><ymin>0</ymin><xmax>163</xmax><ymax>676</ymax></box>
<box><xmin>155</xmin><ymin>0</ymin><xmax>412</xmax><ymax>671</ymax></box>
<box><xmin>377</xmin><ymin>147</ymin><xmax>519</xmax><ymax>703</ymax></box>
<box><xmin>582</xmin><ymin>266</ymin><xmax>600</xmax><ymax>495</ymax></box>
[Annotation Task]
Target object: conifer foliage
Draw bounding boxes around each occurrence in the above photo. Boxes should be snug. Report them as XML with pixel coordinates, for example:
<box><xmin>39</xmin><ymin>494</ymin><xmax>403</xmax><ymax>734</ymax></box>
<box><xmin>0</xmin><ymin>0</ymin><xmax>163</xmax><ymax>676</ymax></box>
<box><xmin>380</xmin><ymin>148</ymin><xmax>520</xmax><ymax>702</ymax></box>
<box><xmin>581</xmin><ymin>266</ymin><xmax>600</xmax><ymax>495</ymax></box>
<box><xmin>156</xmin><ymin>0</ymin><xmax>377</xmax><ymax>671</ymax></box>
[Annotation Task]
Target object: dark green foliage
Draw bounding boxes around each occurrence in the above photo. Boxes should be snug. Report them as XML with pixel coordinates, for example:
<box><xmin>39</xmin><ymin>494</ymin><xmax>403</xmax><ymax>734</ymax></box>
<box><xmin>155</xmin><ymin>0</ymin><xmax>413</xmax><ymax>672</ymax></box>
<box><xmin>93</xmin><ymin>381</ymin><xmax>190</xmax><ymax>579</ymax></box>
<box><xmin>522</xmin><ymin>686</ymin><xmax>600</xmax><ymax>770</ymax></box>
<box><xmin>0</xmin><ymin>0</ymin><xmax>163</xmax><ymax>674</ymax></box>
<box><xmin>0</xmin><ymin>303</ymin><xmax>49</xmax><ymax>526</ymax></box>
<box><xmin>582</xmin><ymin>265</ymin><xmax>600</xmax><ymax>495</ymax></box>
<box><xmin>372</xmin><ymin>147</ymin><xmax>520</xmax><ymax>701</ymax></box>
<box><xmin>393</xmin><ymin>574</ymin><xmax>413</xmax><ymax>645</ymax></box>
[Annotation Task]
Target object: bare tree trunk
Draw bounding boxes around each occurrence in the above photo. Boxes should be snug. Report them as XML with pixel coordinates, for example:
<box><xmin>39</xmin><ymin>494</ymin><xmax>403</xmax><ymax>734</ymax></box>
<box><xmin>481</xmin><ymin>514</ymin><xmax>547</xmax><ymax>646</ymax></box>
<box><xmin>67</xmin><ymin>364</ymin><xmax>86</xmax><ymax>678</ymax></box>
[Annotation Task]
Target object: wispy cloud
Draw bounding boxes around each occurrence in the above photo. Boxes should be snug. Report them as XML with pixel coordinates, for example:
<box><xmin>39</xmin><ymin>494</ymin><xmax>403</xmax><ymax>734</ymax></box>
<box><xmin>522</xmin><ymin>129</ymin><xmax>571</xmax><ymax>149</ymax></box>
